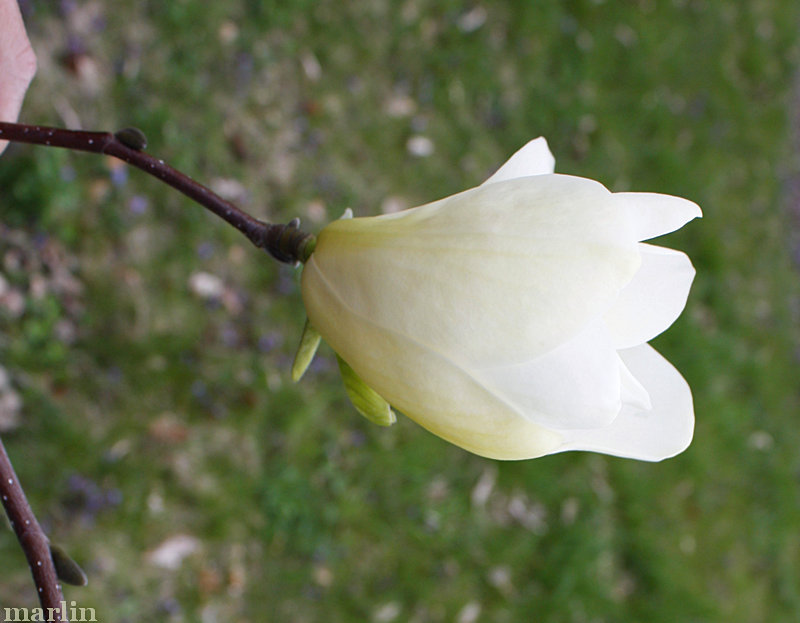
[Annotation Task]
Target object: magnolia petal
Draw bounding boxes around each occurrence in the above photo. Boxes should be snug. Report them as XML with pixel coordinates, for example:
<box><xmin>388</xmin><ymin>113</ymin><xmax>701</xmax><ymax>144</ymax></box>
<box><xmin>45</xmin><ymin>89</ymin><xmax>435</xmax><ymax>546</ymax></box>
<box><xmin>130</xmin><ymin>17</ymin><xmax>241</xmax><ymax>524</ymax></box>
<box><xmin>619</xmin><ymin>357</ymin><xmax>652</xmax><ymax>411</ymax></box>
<box><xmin>615</xmin><ymin>192</ymin><xmax>702</xmax><ymax>242</ymax></box>
<box><xmin>482</xmin><ymin>137</ymin><xmax>555</xmax><ymax>185</ymax></box>
<box><xmin>303</xmin><ymin>263</ymin><xmax>563</xmax><ymax>459</ymax></box>
<box><xmin>477</xmin><ymin>322</ymin><xmax>622</xmax><ymax>430</ymax></box>
<box><xmin>604</xmin><ymin>243</ymin><xmax>696</xmax><ymax>349</ymax></box>
<box><xmin>309</xmin><ymin>175</ymin><xmax>640</xmax><ymax>367</ymax></box>
<box><xmin>554</xmin><ymin>344</ymin><xmax>694</xmax><ymax>461</ymax></box>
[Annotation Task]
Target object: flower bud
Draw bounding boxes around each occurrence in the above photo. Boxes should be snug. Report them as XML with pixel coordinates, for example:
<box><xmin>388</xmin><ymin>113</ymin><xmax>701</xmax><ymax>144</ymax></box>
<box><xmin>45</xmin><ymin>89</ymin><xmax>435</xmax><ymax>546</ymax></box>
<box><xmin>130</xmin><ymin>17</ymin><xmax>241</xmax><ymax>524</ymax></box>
<box><xmin>301</xmin><ymin>138</ymin><xmax>700</xmax><ymax>460</ymax></box>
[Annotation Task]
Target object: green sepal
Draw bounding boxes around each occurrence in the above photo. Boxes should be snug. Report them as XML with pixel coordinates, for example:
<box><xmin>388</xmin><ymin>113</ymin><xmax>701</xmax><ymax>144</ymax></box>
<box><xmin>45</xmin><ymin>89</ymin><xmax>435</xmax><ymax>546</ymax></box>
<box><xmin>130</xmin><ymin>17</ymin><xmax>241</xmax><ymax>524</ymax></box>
<box><xmin>336</xmin><ymin>355</ymin><xmax>396</xmax><ymax>427</ymax></box>
<box><xmin>291</xmin><ymin>319</ymin><xmax>322</xmax><ymax>382</ymax></box>
<box><xmin>50</xmin><ymin>542</ymin><xmax>88</xmax><ymax>586</ymax></box>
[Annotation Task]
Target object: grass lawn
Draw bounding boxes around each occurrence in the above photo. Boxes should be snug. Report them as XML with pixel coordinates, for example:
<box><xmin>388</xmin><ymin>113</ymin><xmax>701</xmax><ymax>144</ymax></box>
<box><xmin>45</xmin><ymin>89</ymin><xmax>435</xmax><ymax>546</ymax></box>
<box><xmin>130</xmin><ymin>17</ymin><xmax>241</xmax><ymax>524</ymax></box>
<box><xmin>2</xmin><ymin>1</ymin><xmax>800</xmax><ymax>621</ymax></box>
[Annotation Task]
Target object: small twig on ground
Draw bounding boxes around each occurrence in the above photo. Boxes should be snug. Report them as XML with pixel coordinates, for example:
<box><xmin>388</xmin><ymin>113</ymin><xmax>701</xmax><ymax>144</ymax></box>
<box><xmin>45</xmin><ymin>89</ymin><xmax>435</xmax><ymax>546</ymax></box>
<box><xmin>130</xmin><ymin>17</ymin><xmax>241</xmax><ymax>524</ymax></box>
<box><xmin>0</xmin><ymin>121</ymin><xmax>316</xmax><ymax>264</ymax></box>
<box><xmin>0</xmin><ymin>436</ymin><xmax>68</xmax><ymax>622</ymax></box>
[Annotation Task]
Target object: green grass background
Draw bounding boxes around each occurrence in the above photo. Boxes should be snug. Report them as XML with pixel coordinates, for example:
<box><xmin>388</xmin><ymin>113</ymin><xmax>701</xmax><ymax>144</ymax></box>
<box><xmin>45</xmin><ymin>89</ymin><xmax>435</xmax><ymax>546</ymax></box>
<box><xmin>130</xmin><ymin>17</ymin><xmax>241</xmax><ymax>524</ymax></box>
<box><xmin>2</xmin><ymin>0</ymin><xmax>800</xmax><ymax>621</ymax></box>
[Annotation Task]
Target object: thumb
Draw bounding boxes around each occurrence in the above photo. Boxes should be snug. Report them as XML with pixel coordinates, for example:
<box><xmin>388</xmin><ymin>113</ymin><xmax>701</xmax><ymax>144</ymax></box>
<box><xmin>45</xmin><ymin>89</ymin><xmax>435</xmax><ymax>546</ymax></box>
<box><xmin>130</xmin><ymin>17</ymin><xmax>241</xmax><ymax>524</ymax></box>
<box><xmin>0</xmin><ymin>0</ymin><xmax>37</xmax><ymax>154</ymax></box>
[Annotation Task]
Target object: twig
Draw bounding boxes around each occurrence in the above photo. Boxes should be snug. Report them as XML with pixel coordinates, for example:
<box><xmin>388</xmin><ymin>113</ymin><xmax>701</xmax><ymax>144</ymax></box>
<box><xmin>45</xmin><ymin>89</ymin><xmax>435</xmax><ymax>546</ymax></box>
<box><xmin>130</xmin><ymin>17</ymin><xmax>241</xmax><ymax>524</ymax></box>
<box><xmin>0</xmin><ymin>120</ymin><xmax>323</xmax><ymax>617</ymax></box>
<box><xmin>0</xmin><ymin>436</ymin><xmax>68</xmax><ymax>622</ymax></box>
<box><xmin>0</xmin><ymin>121</ymin><xmax>316</xmax><ymax>264</ymax></box>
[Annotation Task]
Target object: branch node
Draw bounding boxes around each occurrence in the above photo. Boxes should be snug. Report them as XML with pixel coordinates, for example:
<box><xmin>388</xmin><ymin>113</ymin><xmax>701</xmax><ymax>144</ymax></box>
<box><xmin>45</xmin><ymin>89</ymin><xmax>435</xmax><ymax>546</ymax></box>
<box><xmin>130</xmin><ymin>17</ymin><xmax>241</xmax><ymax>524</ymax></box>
<box><xmin>114</xmin><ymin>127</ymin><xmax>148</xmax><ymax>151</ymax></box>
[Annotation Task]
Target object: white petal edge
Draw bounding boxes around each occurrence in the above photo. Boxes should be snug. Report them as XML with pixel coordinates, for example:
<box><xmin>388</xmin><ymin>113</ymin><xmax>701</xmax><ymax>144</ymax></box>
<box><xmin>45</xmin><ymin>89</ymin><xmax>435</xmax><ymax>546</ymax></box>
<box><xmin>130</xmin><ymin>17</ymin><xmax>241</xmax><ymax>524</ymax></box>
<box><xmin>476</xmin><ymin>322</ymin><xmax>622</xmax><ymax>430</ymax></box>
<box><xmin>619</xmin><ymin>359</ymin><xmax>652</xmax><ymax>411</ymax></box>
<box><xmin>482</xmin><ymin>137</ymin><xmax>555</xmax><ymax>185</ymax></box>
<box><xmin>553</xmin><ymin>344</ymin><xmax>694</xmax><ymax>461</ymax></box>
<box><xmin>615</xmin><ymin>192</ymin><xmax>702</xmax><ymax>241</ymax></box>
<box><xmin>604</xmin><ymin>243</ymin><xmax>696</xmax><ymax>349</ymax></box>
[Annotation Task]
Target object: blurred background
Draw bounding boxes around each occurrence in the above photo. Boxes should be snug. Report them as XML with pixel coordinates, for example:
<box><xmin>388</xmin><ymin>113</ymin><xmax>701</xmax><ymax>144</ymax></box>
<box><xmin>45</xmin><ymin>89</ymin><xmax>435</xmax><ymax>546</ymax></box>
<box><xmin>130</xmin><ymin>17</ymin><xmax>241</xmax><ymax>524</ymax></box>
<box><xmin>1</xmin><ymin>0</ymin><xmax>799</xmax><ymax>621</ymax></box>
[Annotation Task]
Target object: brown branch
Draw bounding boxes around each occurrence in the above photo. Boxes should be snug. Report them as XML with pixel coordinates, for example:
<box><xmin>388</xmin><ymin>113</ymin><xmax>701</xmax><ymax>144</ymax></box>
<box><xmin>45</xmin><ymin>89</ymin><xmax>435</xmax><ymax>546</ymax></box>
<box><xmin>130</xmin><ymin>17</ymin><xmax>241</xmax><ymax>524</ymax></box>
<box><xmin>0</xmin><ymin>121</ymin><xmax>316</xmax><ymax>264</ymax></box>
<box><xmin>0</xmin><ymin>436</ymin><xmax>68</xmax><ymax>621</ymax></box>
<box><xmin>0</xmin><ymin>120</ymin><xmax>324</xmax><ymax>617</ymax></box>
<box><xmin>0</xmin><ymin>121</ymin><xmax>321</xmax><ymax>615</ymax></box>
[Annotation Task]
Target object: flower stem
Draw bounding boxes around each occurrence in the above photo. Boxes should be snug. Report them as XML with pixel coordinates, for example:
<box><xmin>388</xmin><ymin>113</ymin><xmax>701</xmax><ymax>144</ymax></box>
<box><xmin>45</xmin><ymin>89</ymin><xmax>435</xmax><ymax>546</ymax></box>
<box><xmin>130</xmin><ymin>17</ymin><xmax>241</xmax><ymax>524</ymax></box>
<box><xmin>0</xmin><ymin>121</ymin><xmax>315</xmax><ymax>265</ymax></box>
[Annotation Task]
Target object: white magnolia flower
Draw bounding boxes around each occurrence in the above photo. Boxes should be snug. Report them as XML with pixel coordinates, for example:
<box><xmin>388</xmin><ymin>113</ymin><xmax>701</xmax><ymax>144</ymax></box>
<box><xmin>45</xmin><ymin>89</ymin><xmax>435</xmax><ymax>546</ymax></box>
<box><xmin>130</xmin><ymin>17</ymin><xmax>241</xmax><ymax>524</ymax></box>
<box><xmin>300</xmin><ymin>138</ymin><xmax>701</xmax><ymax>461</ymax></box>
